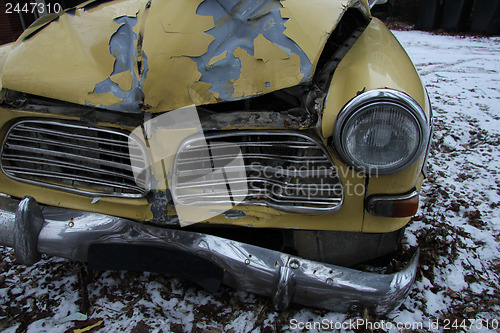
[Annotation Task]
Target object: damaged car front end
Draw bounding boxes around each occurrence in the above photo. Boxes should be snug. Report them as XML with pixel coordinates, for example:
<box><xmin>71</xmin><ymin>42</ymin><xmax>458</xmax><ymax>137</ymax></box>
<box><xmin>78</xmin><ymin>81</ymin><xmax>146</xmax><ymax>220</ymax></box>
<box><xmin>0</xmin><ymin>0</ymin><xmax>431</xmax><ymax>314</ymax></box>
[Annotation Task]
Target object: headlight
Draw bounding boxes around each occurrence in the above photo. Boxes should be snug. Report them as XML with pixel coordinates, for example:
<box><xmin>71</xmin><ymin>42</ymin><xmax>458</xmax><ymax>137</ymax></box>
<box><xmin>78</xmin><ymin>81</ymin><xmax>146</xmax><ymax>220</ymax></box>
<box><xmin>334</xmin><ymin>89</ymin><xmax>430</xmax><ymax>175</ymax></box>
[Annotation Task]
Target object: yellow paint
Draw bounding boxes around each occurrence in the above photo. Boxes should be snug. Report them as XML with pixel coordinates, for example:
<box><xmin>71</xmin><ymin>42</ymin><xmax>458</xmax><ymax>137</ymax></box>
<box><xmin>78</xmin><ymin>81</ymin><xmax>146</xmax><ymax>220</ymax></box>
<box><xmin>110</xmin><ymin>71</ymin><xmax>133</xmax><ymax>92</ymax></box>
<box><xmin>142</xmin><ymin>56</ymin><xmax>204</xmax><ymax>110</ymax></box>
<box><xmin>148</xmin><ymin>32</ymin><xmax>215</xmax><ymax>58</ymax></box>
<box><xmin>86</xmin><ymin>92</ymin><xmax>123</xmax><ymax>107</ymax></box>
<box><xmin>322</xmin><ymin>18</ymin><xmax>428</xmax><ymax>139</ymax></box>
<box><xmin>208</xmin><ymin>51</ymin><xmax>227</xmax><ymax>66</ymax></box>
<box><xmin>280</xmin><ymin>0</ymin><xmax>355</xmax><ymax>69</ymax></box>
<box><xmin>0</xmin><ymin>43</ymin><xmax>13</xmax><ymax>91</ymax></box>
<box><xmin>150</xmin><ymin>0</ymin><xmax>214</xmax><ymax>34</ymax></box>
<box><xmin>321</xmin><ymin>18</ymin><xmax>430</xmax><ymax>232</ymax></box>
<box><xmin>16</xmin><ymin>13</ymin><xmax>61</xmax><ymax>43</ymax></box>
<box><xmin>74</xmin><ymin>320</ymin><xmax>104</xmax><ymax>333</ymax></box>
<box><xmin>232</xmin><ymin>47</ymin><xmax>303</xmax><ymax>99</ymax></box>
<box><xmin>187</xmin><ymin>81</ymin><xmax>218</xmax><ymax>105</ymax></box>
<box><xmin>254</xmin><ymin>34</ymin><xmax>290</xmax><ymax>61</ymax></box>
<box><xmin>3</xmin><ymin>0</ymin><xmax>148</xmax><ymax>108</ymax></box>
<box><xmin>141</xmin><ymin>0</ymin><xmax>215</xmax><ymax>110</ymax></box>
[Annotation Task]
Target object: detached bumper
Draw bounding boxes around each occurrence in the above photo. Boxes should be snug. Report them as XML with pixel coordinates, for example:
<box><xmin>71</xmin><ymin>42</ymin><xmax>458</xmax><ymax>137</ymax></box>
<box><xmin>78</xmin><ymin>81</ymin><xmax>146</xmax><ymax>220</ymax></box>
<box><xmin>0</xmin><ymin>195</ymin><xmax>418</xmax><ymax>315</ymax></box>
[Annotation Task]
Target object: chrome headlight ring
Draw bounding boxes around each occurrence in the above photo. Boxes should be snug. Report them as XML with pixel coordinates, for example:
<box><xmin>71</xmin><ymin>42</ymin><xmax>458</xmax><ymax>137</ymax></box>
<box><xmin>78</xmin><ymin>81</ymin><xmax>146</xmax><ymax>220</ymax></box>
<box><xmin>333</xmin><ymin>89</ymin><xmax>430</xmax><ymax>175</ymax></box>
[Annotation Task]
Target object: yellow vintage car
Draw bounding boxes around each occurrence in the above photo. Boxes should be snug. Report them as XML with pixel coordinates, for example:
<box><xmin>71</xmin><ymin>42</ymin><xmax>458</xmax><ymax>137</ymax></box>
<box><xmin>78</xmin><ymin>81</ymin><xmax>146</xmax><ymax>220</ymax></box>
<box><xmin>0</xmin><ymin>0</ymin><xmax>431</xmax><ymax>314</ymax></box>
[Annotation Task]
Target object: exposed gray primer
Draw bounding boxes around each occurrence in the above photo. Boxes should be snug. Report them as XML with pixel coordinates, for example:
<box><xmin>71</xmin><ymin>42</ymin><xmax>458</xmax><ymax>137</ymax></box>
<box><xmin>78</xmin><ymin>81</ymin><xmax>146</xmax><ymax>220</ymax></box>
<box><xmin>192</xmin><ymin>0</ymin><xmax>313</xmax><ymax>100</ymax></box>
<box><xmin>91</xmin><ymin>16</ymin><xmax>149</xmax><ymax>113</ymax></box>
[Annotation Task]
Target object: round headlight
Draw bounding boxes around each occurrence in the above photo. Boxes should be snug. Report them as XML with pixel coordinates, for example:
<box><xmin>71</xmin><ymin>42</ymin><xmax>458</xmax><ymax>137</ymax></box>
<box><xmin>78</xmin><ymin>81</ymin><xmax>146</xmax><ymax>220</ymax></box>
<box><xmin>334</xmin><ymin>89</ymin><xmax>429</xmax><ymax>175</ymax></box>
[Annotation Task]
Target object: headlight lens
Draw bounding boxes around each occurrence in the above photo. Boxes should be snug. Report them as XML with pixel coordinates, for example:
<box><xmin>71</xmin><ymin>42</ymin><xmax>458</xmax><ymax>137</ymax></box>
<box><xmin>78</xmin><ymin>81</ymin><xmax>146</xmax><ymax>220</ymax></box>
<box><xmin>334</xmin><ymin>90</ymin><xmax>429</xmax><ymax>175</ymax></box>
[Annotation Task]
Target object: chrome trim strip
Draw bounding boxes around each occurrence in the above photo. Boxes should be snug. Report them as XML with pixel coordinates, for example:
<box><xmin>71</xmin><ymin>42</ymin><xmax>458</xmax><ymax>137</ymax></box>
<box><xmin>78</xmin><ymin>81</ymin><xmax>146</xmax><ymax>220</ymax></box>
<box><xmin>367</xmin><ymin>189</ymin><xmax>419</xmax><ymax>205</ymax></box>
<box><xmin>422</xmin><ymin>91</ymin><xmax>434</xmax><ymax>178</ymax></box>
<box><xmin>0</xmin><ymin>195</ymin><xmax>419</xmax><ymax>315</ymax></box>
<box><xmin>1</xmin><ymin>155</ymin><xmax>138</xmax><ymax>182</ymax></box>
<box><xmin>177</xmin><ymin>153</ymin><xmax>329</xmax><ymax>165</ymax></box>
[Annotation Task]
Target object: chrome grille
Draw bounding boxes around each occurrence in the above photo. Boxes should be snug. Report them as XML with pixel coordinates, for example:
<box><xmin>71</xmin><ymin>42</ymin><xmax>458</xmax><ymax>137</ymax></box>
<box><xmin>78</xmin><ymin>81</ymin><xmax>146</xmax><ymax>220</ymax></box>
<box><xmin>173</xmin><ymin>131</ymin><xmax>343</xmax><ymax>213</ymax></box>
<box><xmin>1</xmin><ymin>120</ymin><xmax>147</xmax><ymax>197</ymax></box>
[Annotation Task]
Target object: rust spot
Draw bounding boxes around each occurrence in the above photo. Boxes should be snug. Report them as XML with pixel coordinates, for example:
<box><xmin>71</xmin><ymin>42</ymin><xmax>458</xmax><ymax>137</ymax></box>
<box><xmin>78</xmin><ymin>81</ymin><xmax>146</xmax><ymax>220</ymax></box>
<box><xmin>246</xmin><ymin>214</ymin><xmax>262</xmax><ymax>221</ymax></box>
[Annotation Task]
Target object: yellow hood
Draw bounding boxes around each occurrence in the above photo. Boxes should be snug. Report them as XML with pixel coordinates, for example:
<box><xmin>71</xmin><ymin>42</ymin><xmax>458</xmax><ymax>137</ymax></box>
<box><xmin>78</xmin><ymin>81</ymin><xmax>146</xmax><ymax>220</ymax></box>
<box><xmin>0</xmin><ymin>42</ymin><xmax>14</xmax><ymax>91</ymax></box>
<box><xmin>1</xmin><ymin>0</ymin><xmax>368</xmax><ymax>113</ymax></box>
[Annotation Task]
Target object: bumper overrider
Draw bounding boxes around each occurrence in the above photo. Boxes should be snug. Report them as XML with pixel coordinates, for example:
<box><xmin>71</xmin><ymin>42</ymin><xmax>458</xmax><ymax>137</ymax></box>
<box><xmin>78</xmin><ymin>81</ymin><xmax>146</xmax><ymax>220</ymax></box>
<box><xmin>0</xmin><ymin>195</ymin><xmax>418</xmax><ymax>315</ymax></box>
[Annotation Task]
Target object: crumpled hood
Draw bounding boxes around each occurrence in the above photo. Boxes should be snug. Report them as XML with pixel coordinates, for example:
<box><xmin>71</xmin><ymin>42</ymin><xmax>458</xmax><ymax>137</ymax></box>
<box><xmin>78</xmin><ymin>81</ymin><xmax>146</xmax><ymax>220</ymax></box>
<box><xmin>1</xmin><ymin>0</ymin><xmax>367</xmax><ymax>113</ymax></box>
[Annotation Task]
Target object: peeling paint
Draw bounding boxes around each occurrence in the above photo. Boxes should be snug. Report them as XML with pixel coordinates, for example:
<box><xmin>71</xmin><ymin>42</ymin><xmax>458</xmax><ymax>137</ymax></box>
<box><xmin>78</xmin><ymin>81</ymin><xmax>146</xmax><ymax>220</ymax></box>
<box><xmin>223</xmin><ymin>210</ymin><xmax>247</xmax><ymax>219</ymax></box>
<box><xmin>1</xmin><ymin>0</ymin><xmax>357</xmax><ymax>113</ymax></box>
<box><xmin>208</xmin><ymin>51</ymin><xmax>228</xmax><ymax>65</ymax></box>
<box><xmin>91</xmin><ymin>15</ymin><xmax>149</xmax><ymax>113</ymax></box>
<box><xmin>232</xmin><ymin>46</ymin><xmax>303</xmax><ymax>97</ymax></box>
<box><xmin>191</xmin><ymin>0</ymin><xmax>312</xmax><ymax>100</ymax></box>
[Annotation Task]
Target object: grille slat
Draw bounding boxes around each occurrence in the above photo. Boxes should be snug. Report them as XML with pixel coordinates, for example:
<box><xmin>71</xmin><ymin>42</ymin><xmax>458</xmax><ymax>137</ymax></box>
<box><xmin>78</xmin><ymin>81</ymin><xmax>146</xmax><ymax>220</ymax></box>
<box><xmin>177</xmin><ymin>153</ymin><xmax>329</xmax><ymax>165</ymax></box>
<box><xmin>177</xmin><ymin>166</ymin><xmax>334</xmax><ymax>178</ymax></box>
<box><xmin>175</xmin><ymin>176</ymin><xmax>335</xmax><ymax>189</ymax></box>
<box><xmin>15</xmin><ymin>124</ymin><xmax>134</xmax><ymax>148</ymax></box>
<box><xmin>173</xmin><ymin>131</ymin><xmax>343</xmax><ymax>214</ymax></box>
<box><xmin>1</xmin><ymin>167</ymin><xmax>144</xmax><ymax>192</ymax></box>
<box><xmin>183</xmin><ymin>141</ymin><xmax>318</xmax><ymax>152</ymax></box>
<box><xmin>7</xmin><ymin>134</ymin><xmax>132</xmax><ymax>159</ymax></box>
<box><xmin>176</xmin><ymin>190</ymin><xmax>342</xmax><ymax>204</ymax></box>
<box><xmin>2</xmin><ymin>155</ymin><xmax>138</xmax><ymax>182</ymax></box>
<box><xmin>4</xmin><ymin>144</ymin><xmax>134</xmax><ymax>172</ymax></box>
<box><xmin>1</xmin><ymin>120</ymin><xmax>147</xmax><ymax>197</ymax></box>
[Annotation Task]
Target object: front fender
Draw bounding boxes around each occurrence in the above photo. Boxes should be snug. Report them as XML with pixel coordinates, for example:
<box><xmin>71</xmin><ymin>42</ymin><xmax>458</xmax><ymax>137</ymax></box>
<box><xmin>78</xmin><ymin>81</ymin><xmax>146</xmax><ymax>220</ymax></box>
<box><xmin>0</xmin><ymin>43</ymin><xmax>14</xmax><ymax>91</ymax></box>
<box><xmin>322</xmin><ymin>18</ymin><xmax>430</xmax><ymax>232</ymax></box>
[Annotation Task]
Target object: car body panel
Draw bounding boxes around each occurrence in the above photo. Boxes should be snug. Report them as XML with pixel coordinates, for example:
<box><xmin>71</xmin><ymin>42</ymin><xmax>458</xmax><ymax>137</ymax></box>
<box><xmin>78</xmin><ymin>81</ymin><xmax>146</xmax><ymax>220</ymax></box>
<box><xmin>320</xmin><ymin>18</ymin><xmax>430</xmax><ymax>232</ymax></box>
<box><xmin>321</xmin><ymin>18</ymin><xmax>428</xmax><ymax>138</ymax></box>
<box><xmin>1</xmin><ymin>0</ymin><xmax>369</xmax><ymax>114</ymax></box>
<box><xmin>0</xmin><ymin>3</ymin><xmax>428</xmax><ymax>233</ymax></box>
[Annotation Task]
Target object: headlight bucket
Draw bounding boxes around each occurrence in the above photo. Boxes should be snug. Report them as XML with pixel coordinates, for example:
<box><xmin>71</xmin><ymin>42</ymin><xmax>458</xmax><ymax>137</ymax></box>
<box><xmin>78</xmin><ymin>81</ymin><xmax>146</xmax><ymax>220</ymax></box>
<box><xmin>333</xmin><ymin>89</ymin><xmax>430</xmax><ymax>175</ymax></box>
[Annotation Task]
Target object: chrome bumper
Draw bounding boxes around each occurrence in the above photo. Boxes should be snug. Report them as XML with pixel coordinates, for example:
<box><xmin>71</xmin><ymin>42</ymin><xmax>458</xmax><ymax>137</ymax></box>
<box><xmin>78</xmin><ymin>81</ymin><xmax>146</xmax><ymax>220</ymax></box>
<box><xmin>0</xmin><ymin>195</ymin><xmax>419</xmax><ymax>315</ymax></box>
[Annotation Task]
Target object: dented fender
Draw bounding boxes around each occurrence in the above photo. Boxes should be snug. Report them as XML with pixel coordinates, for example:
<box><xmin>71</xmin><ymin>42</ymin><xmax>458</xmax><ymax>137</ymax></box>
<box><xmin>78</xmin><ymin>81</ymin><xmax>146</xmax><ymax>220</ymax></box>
<box><xmin>321</xmin><ymin>18</ymin><xmax>431</xmax><ymax>233</ymax></box>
